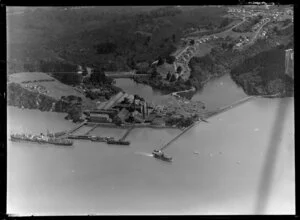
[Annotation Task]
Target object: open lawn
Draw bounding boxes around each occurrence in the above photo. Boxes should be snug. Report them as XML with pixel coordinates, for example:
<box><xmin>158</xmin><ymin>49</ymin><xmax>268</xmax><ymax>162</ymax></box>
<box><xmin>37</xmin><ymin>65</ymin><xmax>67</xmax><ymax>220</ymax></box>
<box><xmin>9</xmin><ymin>72</ymin><xmax>85</xmax><ymax>100</ymax></box>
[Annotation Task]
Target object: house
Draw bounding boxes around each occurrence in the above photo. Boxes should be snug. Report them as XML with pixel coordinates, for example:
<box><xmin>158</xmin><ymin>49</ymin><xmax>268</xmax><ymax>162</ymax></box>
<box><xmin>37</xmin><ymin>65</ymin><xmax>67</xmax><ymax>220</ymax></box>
<box><xmin>236</xmin><ymin>42</ymin><xmax>242</xmax><ymax>47</ymax></box>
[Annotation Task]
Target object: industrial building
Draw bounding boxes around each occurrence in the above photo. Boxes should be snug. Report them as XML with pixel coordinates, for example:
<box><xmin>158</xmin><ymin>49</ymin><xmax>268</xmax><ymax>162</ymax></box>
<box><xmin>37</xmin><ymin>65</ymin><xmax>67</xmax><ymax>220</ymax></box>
<box><xmin>87</xmin><ymin>113</ymin><xmax>112</xmax><ymax>123</ymax></box>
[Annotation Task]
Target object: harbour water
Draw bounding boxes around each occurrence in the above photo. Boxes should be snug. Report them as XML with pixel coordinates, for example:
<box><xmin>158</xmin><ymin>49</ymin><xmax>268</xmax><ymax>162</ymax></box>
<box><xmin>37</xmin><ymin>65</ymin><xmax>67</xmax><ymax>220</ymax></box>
<box><xmin>7</xmin><ymin>75</ymin><xmax>294</xmax><ymax>215</ymax></box>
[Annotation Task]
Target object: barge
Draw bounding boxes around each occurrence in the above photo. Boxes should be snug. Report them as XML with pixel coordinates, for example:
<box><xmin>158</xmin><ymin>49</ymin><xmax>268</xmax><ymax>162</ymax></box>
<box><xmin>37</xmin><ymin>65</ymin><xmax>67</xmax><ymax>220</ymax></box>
<box><xmin>67</xmin><ymin>135</ymin><xmax>90</xmax><ymax>140</ymax></box>
<box><xmin>10</xmin><ymin>133</ymin><xmax>73</xmax><ymax>146</ymax></box>
<box><xmin>107</xmin><ymin>139</ymin><xmax>130</xmax><ymax>145</ymax></box>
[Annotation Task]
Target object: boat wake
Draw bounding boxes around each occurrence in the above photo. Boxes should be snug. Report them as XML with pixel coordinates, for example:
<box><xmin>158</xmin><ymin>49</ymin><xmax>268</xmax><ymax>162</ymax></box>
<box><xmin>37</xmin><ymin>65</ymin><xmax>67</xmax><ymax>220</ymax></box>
<box><xmin>134</xmin><ymin>152</ymin><xmax>153</xmax><ymax>157</ymax></box>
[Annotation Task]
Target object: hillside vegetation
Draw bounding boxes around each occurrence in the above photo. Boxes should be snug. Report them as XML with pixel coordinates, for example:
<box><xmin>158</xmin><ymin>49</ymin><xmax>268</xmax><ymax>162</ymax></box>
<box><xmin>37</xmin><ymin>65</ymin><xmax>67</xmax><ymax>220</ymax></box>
<box><xmin>230</xmin><ymin>48</ymin><xmax>294</xmax><ymax>96</ymax></box>
<box><xmin>7</xmin><ymin>6</ymin><xmax>229</xmax><ymax>73</ymax></box>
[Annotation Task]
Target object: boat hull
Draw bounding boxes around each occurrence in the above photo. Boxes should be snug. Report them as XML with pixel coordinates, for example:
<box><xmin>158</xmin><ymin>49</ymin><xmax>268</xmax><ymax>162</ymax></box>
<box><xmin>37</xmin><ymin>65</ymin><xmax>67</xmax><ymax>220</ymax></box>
<box><xmin>152</xmin><ymin>153</ymin><xmax>173</xmax><ymax>162</ymax></box>
<box><xmin>10</xmin><ymin>136</ymin><xmax>73</xmax><ymax>146</ymax></box>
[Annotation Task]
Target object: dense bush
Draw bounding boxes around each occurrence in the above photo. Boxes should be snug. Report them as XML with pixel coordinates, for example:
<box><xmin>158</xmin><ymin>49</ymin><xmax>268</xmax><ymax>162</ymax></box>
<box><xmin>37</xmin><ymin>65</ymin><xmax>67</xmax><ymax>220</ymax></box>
<box><xmin>230</xmin><ymin>48</ymin><xmax>294</xmax><ymax>97</ymax></box>
<box><xmin>51</xmin><ymin>72</ymin><xmax>82</xmax><ymax>86</ymax></box>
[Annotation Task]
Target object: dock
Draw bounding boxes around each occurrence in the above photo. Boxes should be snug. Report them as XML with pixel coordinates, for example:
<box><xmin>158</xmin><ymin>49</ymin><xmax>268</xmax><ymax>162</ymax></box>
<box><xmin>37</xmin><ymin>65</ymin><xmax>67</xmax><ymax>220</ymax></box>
<box><xmin>158</xmin><ymin>96</ymin><xmax>255</xmax><ymax>151</ymax></box>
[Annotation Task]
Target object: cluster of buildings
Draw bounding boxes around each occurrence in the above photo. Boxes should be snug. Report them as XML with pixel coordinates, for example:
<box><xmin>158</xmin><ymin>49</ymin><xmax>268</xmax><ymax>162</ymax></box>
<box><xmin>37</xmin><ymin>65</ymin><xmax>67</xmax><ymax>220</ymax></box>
<box><xmin>85</xmin><ymin>92</ymin><xmax>166</xmax><ymax>126</ymax></box>
<box><xmin>24</xmin><ymin>84</ymin><xmax>48</xmax><ymax>95</ymax></box>
<box><xmin>252</xmin><ymin>17</ymin><xmax>270</xmax><ymax>32</ymax></box>
<box><xmin>174</xmin><ymin>35</ymin><xmax>218</xmax><ymax>80</ymax></box>
<box><xmin>232</xmin><ymin>35</ymin><xmax>251</xmax><ymax>49</ymax></box>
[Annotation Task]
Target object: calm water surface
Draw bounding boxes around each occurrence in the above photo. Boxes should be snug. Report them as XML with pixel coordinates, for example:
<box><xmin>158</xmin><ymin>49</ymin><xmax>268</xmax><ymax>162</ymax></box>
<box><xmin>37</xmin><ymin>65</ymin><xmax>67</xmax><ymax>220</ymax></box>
<box><xmin>7</xmin><ymin>75</ymin><xmax>294</xmax><ymax>215</ymax></box>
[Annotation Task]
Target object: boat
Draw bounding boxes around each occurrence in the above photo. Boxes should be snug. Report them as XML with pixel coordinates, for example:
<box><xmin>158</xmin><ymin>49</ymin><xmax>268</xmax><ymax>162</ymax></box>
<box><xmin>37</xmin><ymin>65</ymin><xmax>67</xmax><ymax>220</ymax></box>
<box><xmin>107</xmin><ymin>139</ymin><xmax>130</xmax><ymax>145</ymax></box>
<box><xmin>10</xmin><ymin>133</ymin><xmax>73</xmax><ymax>146</ymax></box>
<box><xmin>152</xmin><ymin>149</ymin><xmax>173</xmax><ymax>162</ymax></box>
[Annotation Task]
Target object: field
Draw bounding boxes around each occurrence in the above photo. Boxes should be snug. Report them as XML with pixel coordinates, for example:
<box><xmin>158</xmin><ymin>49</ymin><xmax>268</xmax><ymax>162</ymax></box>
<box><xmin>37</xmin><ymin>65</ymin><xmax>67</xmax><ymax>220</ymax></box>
<box><xmin>8</xmin><ymin>72</ymin><xmax>86</xmax><ymax>100</ymax></box>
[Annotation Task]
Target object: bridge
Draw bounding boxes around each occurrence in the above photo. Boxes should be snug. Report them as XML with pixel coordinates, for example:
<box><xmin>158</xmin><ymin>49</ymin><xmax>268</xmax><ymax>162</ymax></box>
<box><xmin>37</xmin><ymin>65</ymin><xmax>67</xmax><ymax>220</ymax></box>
<box><xmin>158</xmin><ymin>96</ymin><xmax>255</xmax><ymax>151</ymax></box>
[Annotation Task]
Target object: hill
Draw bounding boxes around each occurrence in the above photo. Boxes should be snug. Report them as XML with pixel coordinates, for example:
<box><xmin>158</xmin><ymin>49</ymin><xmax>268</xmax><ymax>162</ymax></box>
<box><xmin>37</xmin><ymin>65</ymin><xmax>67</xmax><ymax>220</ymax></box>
<box><xmin>230</xmin><ymin>48</ymin><xmax>294</xmax><ymax>97</ymax></box>
<box><xmin>7</xmin><ymin>6</ymin><xmax>229</xmax><ymax>73</ymax></box>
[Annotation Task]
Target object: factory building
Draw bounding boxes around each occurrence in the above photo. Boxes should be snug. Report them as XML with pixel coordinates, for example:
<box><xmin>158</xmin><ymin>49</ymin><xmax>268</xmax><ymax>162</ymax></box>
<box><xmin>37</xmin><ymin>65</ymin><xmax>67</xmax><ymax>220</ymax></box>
<box><xmin>87</xmin><ymin>113</ymin><xmax>112</xmax><ymax>123</ymax></box>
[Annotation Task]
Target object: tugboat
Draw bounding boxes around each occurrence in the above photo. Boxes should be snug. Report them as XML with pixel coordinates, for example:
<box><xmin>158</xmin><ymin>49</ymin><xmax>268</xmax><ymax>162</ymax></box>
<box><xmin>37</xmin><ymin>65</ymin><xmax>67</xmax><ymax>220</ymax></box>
<box><xmin>10</xmin><ymin>133</ymin><xmax>73</xmax><ymax>146</ymax></box>
<box><xmin>152</xmin><ymin>149</ymin><xmax>173</xmax><ymax>162</ymax></box>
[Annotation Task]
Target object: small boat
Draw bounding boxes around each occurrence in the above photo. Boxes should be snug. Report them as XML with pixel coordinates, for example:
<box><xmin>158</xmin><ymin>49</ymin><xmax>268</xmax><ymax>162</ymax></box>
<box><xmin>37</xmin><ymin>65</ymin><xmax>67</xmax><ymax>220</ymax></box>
<box><xmin>193</xmin><ymin>151</ymin><xmax>200</xmax><ymax>155</ymax></box>
<box><xmin>152</xmin><ymin>149</ymin><xmax>173</xmax><ymax>162</ymax></box>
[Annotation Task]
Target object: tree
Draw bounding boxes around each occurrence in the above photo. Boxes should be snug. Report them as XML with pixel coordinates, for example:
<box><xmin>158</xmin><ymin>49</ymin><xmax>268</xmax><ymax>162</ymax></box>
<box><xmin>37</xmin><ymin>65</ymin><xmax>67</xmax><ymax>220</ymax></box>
<box><xmin>166</xmin><ymin>55</ymin><xmax>176</xmax><ymax>64</ymax></box>
<box><xmin>267</xmin><ymin>79</ymin><xmax>285</xmax><ymax>94</ymax></box>
<box><xmin>151</xmin><ymin>70</ymin><xmax>159</xmax><ymax>78</ymax></box>
<box><xmin>166</xmin><ymin>71</ymin><xmax>171</xmax><ymax>80</ymax></box>
<box><xmin>172</xmin><ymin>34</ymin><xmax>176</xmax><ymax>43</ymax></box>
<box><xmin>177</xmin><ymin>75</ymin><xmax>184</xmax><ymax>83</ymax></box>
<box><xmin>176</xmin><ymin>66</ymin><xmax>182</xmax><ymax>73</ymax></box>
<box><xmin>157</xmin><ymin>56</ymin><xmax>164</xmax><ymax>66</ymax></box>
<box><xmin>190</xmin><ymin>39</ymin><xmax>195</xmax><ymax>45</ymax></box>
<box><xmin>82</xmin><ymin>67</ymin><xmax>88</xmax><ymax>76</ymax></box>
<box><xmin>90</xmin><ymin>68</ymin><xmax>113</xmax><ymax>85</ymax></box>
<box><xmin>169</xmin><ymin>74</ymin><xmax>177</xmax><ymax>82</ymax></box>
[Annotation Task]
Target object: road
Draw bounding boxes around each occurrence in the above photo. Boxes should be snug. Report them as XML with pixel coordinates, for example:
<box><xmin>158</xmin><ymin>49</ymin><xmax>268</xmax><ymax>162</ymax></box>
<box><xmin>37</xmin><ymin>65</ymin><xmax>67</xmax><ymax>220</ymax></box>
<box><xmin>248</xmin><ymin>19</ymin><xmax>270</xmax><ymax>45</ymax></box>
<box><xmin>174</xmin><ymin>16</ymin><xmax>247</xmax><ymax>80</ymax></box>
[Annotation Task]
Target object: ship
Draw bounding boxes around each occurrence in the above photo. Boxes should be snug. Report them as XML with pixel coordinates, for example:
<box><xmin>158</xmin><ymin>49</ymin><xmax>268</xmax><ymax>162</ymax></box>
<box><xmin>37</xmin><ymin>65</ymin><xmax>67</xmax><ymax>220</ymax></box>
<box><xmin>152</xmin><ymin>149</ymin><xmax>173</xmax><ymax>162</ymax></box>
<box><xmin>10</xmin><ymin>133</ymin><xmax>73</xmax><ymax>146</ymax></box>
<box><xmin>107</xmin><ymin>139</ymin><xmax>130</xmax><ymax>145</ymax></box>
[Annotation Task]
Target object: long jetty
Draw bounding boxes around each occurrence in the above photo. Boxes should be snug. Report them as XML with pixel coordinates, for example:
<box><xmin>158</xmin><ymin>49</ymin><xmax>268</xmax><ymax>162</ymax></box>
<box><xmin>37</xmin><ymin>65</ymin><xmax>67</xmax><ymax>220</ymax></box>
<box><xmin>66</xmin><ymin>121</ymin><xmax>86</xmax><ymax>136</ymax></box>
<box><xmin>159</xmin><ymin>96</ymin><xmax>255</xmax><ymax>151</ymax></box>
<box><xmin>84</xmin><ymin>124</ymin><xmax>98</xmax><ymax>135</ymax></box>
<box><xmin>120</xmin><ymin>126</ymin><xmax>134</xmax><ymax>141</ymax></box>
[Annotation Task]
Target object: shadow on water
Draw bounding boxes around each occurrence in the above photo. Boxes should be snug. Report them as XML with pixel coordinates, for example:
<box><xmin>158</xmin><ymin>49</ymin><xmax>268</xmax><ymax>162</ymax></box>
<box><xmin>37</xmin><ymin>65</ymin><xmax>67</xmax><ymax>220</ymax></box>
<box><xmin>254</xmin><ymin>98</ymin><xmax>291</xmax><ymax>214</ymax></box>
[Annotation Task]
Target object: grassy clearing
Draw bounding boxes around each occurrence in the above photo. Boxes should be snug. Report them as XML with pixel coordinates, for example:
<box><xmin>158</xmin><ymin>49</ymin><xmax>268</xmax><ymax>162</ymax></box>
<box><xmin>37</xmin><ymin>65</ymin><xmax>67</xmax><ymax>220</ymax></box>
<box><xmin>9</xmin><ymin>72</ymin><xmax>85</xmax><ymax>100</ymax></box>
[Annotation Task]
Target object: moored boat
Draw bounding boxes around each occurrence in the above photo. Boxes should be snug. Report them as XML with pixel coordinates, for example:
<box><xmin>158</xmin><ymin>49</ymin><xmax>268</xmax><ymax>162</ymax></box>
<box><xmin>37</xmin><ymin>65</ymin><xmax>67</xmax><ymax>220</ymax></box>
<box><xmin>10</xmin><ymin>133</ymin><xmax>73</xmax><ymax>146</ymax></box>
<box><xmin>107</xmin><ymin>139</ymin><xmax>130</xmax><ymax>145</ymax></box>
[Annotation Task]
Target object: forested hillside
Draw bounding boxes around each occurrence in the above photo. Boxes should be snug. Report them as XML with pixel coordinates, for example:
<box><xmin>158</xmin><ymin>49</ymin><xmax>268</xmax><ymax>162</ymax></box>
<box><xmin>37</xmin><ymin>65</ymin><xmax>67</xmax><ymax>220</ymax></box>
<box><xmin>230</xmin><ymin>48</ymin><xmax>294</xmax><ymax>96</ymax></box>
<box><xmin>7</xmin><ymin>6</ymin><xmax>229</xmax><ymax>73</ymax></box>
